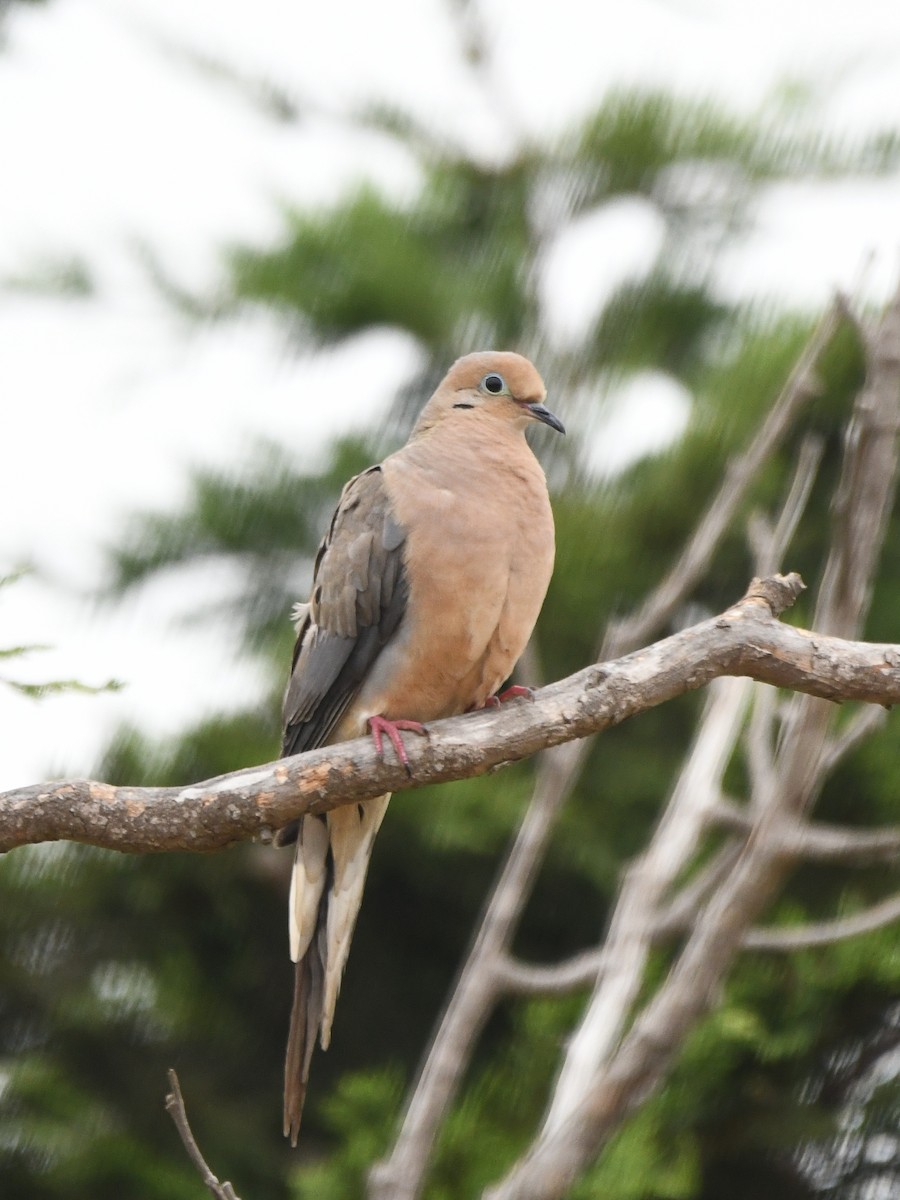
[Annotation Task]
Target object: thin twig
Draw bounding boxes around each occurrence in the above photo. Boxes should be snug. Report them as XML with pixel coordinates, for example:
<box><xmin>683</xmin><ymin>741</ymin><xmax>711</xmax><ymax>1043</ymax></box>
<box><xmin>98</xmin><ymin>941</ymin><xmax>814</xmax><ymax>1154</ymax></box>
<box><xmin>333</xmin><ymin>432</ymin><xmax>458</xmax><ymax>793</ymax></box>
<box><xmin>782</xmin><ymin>820</ymin><xmax>900</xmax><ymax>865</ymax></box>
<box><xmin>744</xmin><ymin>892</ymin><xmax>900</xmax><ymax>950</ymax></box>
<box><xmin>707</xmin><ymin>803</ymin><xmax>900</xmax><ymax>866</ymax></box>
<box><xmin>820</xmin><ymin>705</ymin><xmax>890</xmax><ymax>774</ymax></box>
<box><xmin>496</xmin><ymin>865</ymin><xmax>900</xmax><ymax>985</ymax></box>
<box><xmin>164</xmin><ymin>1070</ymin><xmax>241</xmax><ymax>1200</ymax></box>
<box><xmin>653</xmin><ymin>841</ymin><xmax>745</xmax><ymax>936</ymax></box>
<box><xmin>749</xmin><ymin>433</ymin><xmax>825</xmax><ymax>577</ymax></box>
<box><xmin>490</xmin><ymin>843</ymin><xmax>749</xmax><ymax>997</ymax></box>
<box><xmin>747</xmin><ymin>433</ymin><xmax>824</xmax><ymax>808</ymax></box>
<box><xmin>493</xmin><ymin>949</ymin><xmax>606</xmax><ymax>997</ymax></box>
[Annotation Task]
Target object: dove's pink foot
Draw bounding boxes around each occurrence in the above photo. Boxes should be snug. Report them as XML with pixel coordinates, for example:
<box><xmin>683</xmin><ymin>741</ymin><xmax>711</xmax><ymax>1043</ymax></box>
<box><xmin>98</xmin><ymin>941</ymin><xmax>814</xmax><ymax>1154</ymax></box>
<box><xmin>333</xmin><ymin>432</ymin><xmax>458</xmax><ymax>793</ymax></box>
<box><xmin>481</xmin><ymin>685</ymin><xmax>535</xmax><ymax>709</ymax></box>
<box><xmin>368</xmin><ymin>715</ymin><xmax>427</xmax><ymax>775</ymax></box>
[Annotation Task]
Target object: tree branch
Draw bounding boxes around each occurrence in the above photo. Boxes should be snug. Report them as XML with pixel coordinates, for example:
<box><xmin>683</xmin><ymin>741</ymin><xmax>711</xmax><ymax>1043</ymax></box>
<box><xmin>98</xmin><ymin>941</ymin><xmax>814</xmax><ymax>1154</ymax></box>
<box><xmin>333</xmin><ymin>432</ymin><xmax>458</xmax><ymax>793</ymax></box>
<box><xmin>164</xmin><ymin>1070</ymin><xmax>241</xmax><ymax>1200</ymax></box>
<box><xmin>653</xmin><ymin>841</ymin><xmax>745</xmax><ymax>934</ymax></box>
<box><xmin>820</xmin><ymin>704</ymin><xmax>889</xmax><ymax>773</ymax></box>
<box><xmin>708</xmin><ymin>803</ymin><xmax>900</xmax><ymax>865</ymax></box>
<box><xmin>492</xmin><ymin>949</ymin><xmax>606</xmax><ymax>997</ymax></box>
<box><xmin>4</xmin><ymin>575</ymin><xmax>900</xmax><ymax>856</ymax></box>
<box><xmin>744</xmin><ymin>893</ymin><xmax>900</xmax><ymax>950</ymax></box>
<box><xmin>747</xmin><ymin>432</ymin><xmax>824</xmax><ymax>578</ymax></box>
<box><xmin>542</xmin><ymin>673</ymin><xmax>755</xmax><ymax>1134</ymax></box>
<box><xmin>782</xmin><ymin>820</ymin><xmax>900</xmax><ymax>865</ymax></box>
<box><xmin>478</xmin><ymin>874</ymin><xmax>900</xmax><ymax>997</ymax></box>
<box><xmin>487</xmin><ymin>862</ymin><xmax>900</xmax><ymax>994</ymax></box>
<box><xmin>368</xmin><ymin>736</ymin><xmax>586</xmax><ymax>1200</ymax></box>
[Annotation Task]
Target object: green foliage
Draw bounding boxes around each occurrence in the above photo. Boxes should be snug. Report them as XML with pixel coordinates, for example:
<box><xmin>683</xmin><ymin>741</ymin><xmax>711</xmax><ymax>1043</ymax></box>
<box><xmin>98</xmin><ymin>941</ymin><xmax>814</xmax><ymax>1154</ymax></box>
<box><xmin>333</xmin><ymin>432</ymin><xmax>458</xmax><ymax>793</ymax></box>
<box><xmin>426</xmin><ymin>1000</ymin><xmax>575</xmax><ymax>1199</ymax></box>
<box><xmin>231</xmin><ymin>165</ymin><xmax>534</xmax><ymax>352</ymax></box>
<box><xmin>0</xmin><ymin>569</ymin><xmax>122</xmax><ymax>698</ymax></box>
<box><xmin>588</xmin><ymin>277</ymin><xmax>728</xmax><ymax>380</ymax></box>
<box><xmin>572</xmin><ymin>89</ymin><xmax>900</xmax><ymax>200</ymax></box>
<box><xmin>289</xmin><ymin>1070</ymin><xmax>404</xmax><ymax>1200</ymax></box>
<box><xmin>574</xmin><ymin>1100</ymin><xmax>700</xmax><ymax>1200</ymax></box>
<box><xmin>0</xmin><ymin>836</ymin><xmax>299</xmax><ymax>1199</ymax></box>
<box><xmin>1</xmin><ymin>255</ymin><xmax>94</xmax><ymax>297</ymax></box>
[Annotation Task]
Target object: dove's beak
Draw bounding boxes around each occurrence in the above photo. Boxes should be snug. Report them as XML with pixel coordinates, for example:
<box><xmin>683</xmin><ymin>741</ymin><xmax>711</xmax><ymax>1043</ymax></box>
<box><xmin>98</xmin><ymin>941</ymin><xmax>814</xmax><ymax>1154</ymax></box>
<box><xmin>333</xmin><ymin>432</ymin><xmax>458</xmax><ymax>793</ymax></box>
<box><xmin>525</xmin><ymin>402</ymin><xmax>565</xmax><ymax>434</ymax></box>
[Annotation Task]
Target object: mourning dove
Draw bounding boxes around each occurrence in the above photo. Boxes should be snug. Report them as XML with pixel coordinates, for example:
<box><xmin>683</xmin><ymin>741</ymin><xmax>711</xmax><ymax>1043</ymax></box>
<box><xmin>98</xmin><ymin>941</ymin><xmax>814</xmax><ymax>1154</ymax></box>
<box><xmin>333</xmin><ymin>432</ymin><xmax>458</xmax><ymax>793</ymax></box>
<box><xmin>279</xmin><ymin>351</ymin><xmax>564</xmax><ymax>1143</ymax></box>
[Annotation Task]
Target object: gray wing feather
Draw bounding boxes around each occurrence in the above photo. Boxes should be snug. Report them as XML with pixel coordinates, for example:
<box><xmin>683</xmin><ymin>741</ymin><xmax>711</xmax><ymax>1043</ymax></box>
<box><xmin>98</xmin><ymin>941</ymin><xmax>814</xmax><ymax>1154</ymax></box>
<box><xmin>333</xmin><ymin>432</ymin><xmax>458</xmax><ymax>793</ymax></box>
<box><xmin>281</xmin><ymin>465</ymin><xmax>408</xmax><ymax>758</ymax></box>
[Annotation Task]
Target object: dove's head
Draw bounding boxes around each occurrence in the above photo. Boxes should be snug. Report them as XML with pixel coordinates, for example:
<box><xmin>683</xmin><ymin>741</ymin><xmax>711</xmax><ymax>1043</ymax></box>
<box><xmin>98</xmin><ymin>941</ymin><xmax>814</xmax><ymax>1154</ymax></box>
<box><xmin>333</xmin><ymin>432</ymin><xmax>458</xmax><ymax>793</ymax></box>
<box><xmin>415</xmin><ymin>351</ymin><xmax>565</xmax><ymax>437</ymax></box>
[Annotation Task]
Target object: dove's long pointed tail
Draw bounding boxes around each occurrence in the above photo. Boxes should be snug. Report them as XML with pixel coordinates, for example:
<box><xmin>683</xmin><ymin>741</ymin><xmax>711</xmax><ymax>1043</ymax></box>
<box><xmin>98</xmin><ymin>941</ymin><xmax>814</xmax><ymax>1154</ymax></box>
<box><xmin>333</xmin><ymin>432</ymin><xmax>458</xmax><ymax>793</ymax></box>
<box><xmin>284</xmin><ymin>917</ymin><xmax>325</xmax><ymax>1145</ymax></box>
<box><xmin>283</xmin><ymin>794</ymin><xmax>391</xmax><ymax>1143</ymax></box>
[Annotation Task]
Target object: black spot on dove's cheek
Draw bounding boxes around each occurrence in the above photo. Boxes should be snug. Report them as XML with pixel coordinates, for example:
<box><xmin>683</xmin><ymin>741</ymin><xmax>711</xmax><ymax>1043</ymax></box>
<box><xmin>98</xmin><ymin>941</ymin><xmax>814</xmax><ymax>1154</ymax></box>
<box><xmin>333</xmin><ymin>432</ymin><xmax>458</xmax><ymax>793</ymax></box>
<box><xmin>453</xmin><ymin>403</ymin><xmax>475</xmax><ymax>410</ymax></box>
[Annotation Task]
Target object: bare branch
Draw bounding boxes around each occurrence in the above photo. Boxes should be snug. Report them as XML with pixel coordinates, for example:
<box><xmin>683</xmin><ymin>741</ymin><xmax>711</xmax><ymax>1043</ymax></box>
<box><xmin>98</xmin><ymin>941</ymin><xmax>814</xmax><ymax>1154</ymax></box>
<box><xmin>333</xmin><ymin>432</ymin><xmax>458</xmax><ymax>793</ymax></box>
<box><xmin>495</xmin><ymin>844</ymin><xmax>900</xmax><ymax>994</ymax></box>
<box><xmin>653</xmin><ymin>841</ymin><xmax>745</xmax><ymax>935</ymax></box>
<box><xmin>491</xmin><ymin>842</ymin><xmax>747</xmax><ymax>998</ymax></box>
<box><xmin>530</xmin><ymin>424</ymin><xmax>834</xmax><ymax>1139</ymax></box>
<box><xmin>814</xmin><ymin>289</ymin><xmax>900</xmax><ymax>637</ymax></box>
<box><xmin>821</xmin><ymin>704</ymin><xmax>889</xmax><ymax>773</ymax></box>
<box><xmin>369</xmin><ymin>736</ymin><xmax>584</xmax><ymax>1200</ymax></box>
<box><xmin>748</xmin><ymin>433</ymin><xmax>824</xmax><ymax>577</ymax></box>
<box><xmin>164</xmin><ymin>1070</ymin><xmax>241</xmax><ymax>1200</ymax></box>
<box><xmin>708</xmin><ymin>802</ymin><xmax>900</xmax><ymax>866</ymax></box>
<box><xmin>745</xmin><ymin>437</ymin><xmax>823</xmax><ymax>808</ymax></box>
<box><xmin>493</xmin><ymin>949</ymin><xmax>605</xmax><ymax>997</ymax></box>
<box><xmin>744</xmin><ymin>893</ymin><xmax>900</xmax><ymax>950</ymax></box>
<box><xmin>484</xmin><ymin>805</ymin><xmax>790</xmax><ymax>1199</ymax></box>
<box><xmin>5</xmin><ymin>577</ymin><xmax>900</xmax><ymax>857</ymax></box>
<box><xmin>782</xmin><ymin>820</ymin><xmax>900</xmax><ymax>865</ymax></box>
<box><xmin>542</xmin><ymin>674</ymin><xmax>754</xmax><ymax>1134</ymax></box>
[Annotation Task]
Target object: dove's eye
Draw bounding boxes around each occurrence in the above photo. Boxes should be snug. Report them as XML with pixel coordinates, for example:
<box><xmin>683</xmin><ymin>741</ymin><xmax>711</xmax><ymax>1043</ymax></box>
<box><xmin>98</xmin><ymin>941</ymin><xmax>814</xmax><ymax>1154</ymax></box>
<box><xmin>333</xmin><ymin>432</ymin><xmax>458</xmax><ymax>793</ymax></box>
<box><xmin>481</xmin><ymin>373</ymin><xmax>506</xmax><ymax>394</ymax></box>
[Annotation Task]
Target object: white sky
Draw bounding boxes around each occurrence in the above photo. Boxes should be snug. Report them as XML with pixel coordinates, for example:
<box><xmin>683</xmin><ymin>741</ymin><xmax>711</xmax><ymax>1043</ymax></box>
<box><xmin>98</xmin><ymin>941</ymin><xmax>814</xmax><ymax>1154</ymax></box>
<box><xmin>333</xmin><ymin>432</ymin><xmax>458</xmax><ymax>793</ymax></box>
<box><xmin>1</xmin><ymin>0</ymin><xmax>899</xmax><ymax>790</ymax></box>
